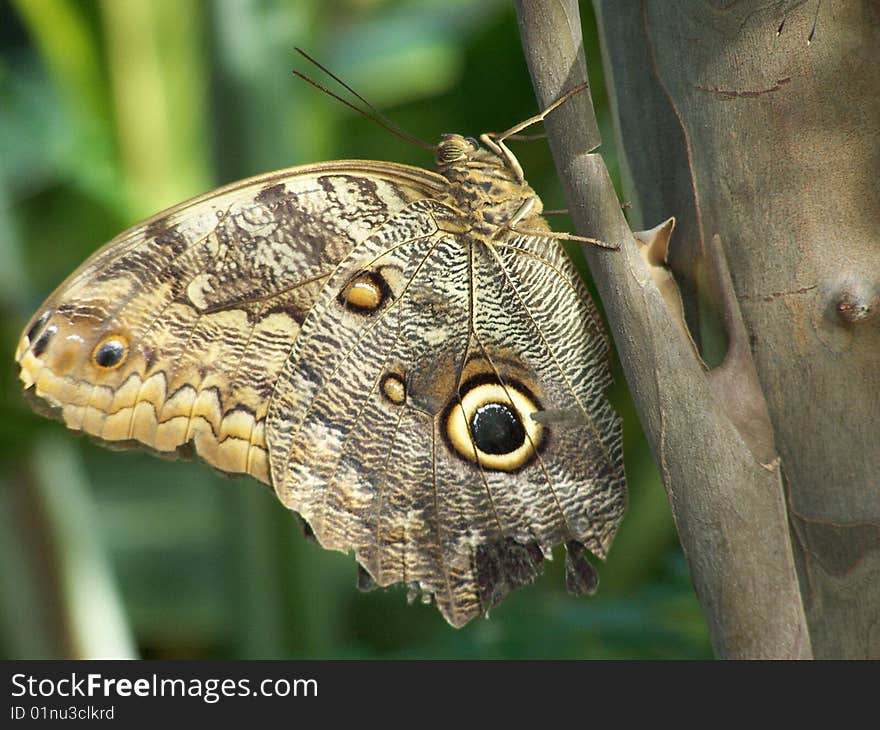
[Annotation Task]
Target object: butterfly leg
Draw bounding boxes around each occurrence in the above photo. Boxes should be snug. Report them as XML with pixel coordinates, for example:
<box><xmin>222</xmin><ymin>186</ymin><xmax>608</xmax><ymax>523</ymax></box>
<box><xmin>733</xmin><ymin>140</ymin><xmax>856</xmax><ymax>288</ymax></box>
<box><xmin>494</xmin><ymin>198</ymin><xmax>621</xmax><ymax>250</ymax></box>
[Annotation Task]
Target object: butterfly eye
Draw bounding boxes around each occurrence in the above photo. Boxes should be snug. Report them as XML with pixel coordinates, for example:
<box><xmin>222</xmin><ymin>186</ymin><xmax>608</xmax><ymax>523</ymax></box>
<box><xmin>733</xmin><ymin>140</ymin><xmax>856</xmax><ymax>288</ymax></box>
<box><xmin>92</xmin><ymin>336</ymin><xmax>129</xmax><ymax>370</ymax></box>
<box><xmin>446</xmin><ymin>380</ymin><xmax>543</xmax><ymax>472</ymax></box>
<box><xmin>436</xmin><ymin>134</ymin><xmax>473</xmax><ymax>164</ymax></box>
<box><xmin>338</xmin><ymin>270</ymin><xmax>391</xmax><ymax>313</ymax></box>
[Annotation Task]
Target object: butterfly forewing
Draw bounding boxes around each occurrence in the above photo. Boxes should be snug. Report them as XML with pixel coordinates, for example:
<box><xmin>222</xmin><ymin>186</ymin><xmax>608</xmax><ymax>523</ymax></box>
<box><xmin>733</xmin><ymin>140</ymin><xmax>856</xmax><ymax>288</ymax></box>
<box><xmin>17</xmin><ymin>162</ymin><xmax>443</xmax><ymax>484</ymax></box>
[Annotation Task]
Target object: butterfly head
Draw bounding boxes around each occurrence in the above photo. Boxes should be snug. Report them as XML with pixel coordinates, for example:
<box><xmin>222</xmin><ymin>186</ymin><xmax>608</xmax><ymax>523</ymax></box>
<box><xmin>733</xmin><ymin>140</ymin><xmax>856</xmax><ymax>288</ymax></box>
<box><xmin>435</xmin><ymin>133</ymin><xmax>516</xmax><ymax>179</ymax></box>
<box><xmin>434</xmin><ymin>133</ymin><xmax>543</xmax><ymax>228</ymax></box>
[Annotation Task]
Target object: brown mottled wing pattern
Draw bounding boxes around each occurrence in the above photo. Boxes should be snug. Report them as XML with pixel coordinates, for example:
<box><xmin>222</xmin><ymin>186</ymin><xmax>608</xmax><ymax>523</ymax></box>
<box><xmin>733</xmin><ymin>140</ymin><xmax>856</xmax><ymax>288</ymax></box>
<box><xmin>17</xmin><ymin>161</ymin><xmax>443</xmax><ymax>484</ymax></box>
<box><xmin>17</xmin><ymin>136</ymin><xmax>626</xmax><ymax>628</ymax></box>
<box><xmin>268</xmin><ymin>198</ymin><xmax>625</xmax><ymax>626</ymax></box>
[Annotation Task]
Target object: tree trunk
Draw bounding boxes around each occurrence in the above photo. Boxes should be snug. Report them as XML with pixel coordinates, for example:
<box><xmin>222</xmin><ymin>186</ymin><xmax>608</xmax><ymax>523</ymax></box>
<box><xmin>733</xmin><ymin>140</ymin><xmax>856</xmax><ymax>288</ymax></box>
<box><xmin>594</xmin><ymin>0</ymin><xmax>880</xmax><ymax>659</ymax></box>
<box><xmin>517</xmin><ymin>0</ymin><xmax>879</xmax><ymax>658</ymax></box>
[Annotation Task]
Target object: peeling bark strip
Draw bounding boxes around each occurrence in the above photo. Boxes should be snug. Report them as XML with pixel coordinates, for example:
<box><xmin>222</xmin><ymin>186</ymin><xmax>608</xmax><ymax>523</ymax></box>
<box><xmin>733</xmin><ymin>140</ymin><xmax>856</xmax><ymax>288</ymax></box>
<box><xmin>694</xmin><ymin>77</ymin><xmax>792</xmax><ymax>99</ymax></box>
<box><xmin>738</xmin><ymin>285</ymin><xmax>818</xmax><ymax>303</ymax></box>
<box><xmin>516</xmin><ymin>0</ymin><xmax>817</xmax><ymax>658</ymax></box>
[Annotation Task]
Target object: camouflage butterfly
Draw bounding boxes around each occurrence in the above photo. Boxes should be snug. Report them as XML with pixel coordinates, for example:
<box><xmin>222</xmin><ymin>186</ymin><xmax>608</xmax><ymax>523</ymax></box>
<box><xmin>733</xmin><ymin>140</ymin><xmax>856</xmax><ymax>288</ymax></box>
<box><xmin>16</xmin><ymin>74</ymin><xmax>625</xmax><ymax>627</ymax></box>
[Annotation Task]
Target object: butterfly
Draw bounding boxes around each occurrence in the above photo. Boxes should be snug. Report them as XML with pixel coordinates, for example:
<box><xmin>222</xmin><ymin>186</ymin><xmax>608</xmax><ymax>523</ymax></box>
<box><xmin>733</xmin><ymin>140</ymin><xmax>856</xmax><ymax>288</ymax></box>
<box><xmin>15</xmin><ymin>83</ymin><xmax>626</xmax><ymax>627</ymax></box>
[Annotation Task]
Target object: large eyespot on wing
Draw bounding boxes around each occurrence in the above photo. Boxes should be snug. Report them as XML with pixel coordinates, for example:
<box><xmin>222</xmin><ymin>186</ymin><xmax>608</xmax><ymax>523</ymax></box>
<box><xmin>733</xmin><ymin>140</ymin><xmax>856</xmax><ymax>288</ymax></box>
<box><xmin>267</xmin><ymin>197</ymin><xmax>625</xmax><ymax>627</ymax></box>
<box><xmin>16</xmin><ymin>162</ymin><xmax>446</xmax><ymax>485</ymax></box>
<box><xmin>443</xmin><ymin>375</ymin><xmax>544</xmax><ymax>472</ymax></box>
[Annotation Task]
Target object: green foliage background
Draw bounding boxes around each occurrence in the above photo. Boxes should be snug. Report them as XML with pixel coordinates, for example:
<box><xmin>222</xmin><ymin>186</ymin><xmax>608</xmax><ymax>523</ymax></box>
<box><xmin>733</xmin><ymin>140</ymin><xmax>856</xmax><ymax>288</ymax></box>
<box><xmin>0</xmin><ymin>0</ymin><xmax>711</xmax><ymax>659</ymax></box>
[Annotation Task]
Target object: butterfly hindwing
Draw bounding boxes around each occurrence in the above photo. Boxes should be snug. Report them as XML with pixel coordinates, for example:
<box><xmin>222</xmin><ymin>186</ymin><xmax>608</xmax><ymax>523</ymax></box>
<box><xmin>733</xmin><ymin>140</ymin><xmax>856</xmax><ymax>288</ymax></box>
<box><xmin>267</xmin><ymin>199</ymin><xmax>475</xmax><ymax>616</ymax></box>
<box><xmin>268</xmin><ymin>195</ymin><xmax>625</xmax><ymax>626</ymax></box>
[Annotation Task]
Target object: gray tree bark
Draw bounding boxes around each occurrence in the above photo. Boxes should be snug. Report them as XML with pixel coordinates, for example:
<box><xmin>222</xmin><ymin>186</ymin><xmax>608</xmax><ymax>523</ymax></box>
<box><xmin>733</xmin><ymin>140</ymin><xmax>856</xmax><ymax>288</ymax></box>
<box><xmin>517</xmin><ymin>0</ymin><xmax>879</xmax><ymax>658</ymax></box>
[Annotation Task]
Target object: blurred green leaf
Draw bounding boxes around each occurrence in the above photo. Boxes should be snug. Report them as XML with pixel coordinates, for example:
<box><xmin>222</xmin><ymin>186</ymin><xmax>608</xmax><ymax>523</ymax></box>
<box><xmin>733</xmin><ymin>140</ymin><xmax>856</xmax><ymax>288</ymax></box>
<box><xmin>31</xmin><ymin>434</ymin><xmax>136</xmax><ymax>659</ymax></box>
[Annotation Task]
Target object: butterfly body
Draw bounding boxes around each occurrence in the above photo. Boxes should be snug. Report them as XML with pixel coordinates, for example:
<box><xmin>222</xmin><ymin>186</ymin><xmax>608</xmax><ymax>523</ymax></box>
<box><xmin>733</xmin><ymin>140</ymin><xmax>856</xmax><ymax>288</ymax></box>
<box><xmin>17</xmin><ymin>131</ymin><xmax>625</xmax><ymax>627</ymax></box>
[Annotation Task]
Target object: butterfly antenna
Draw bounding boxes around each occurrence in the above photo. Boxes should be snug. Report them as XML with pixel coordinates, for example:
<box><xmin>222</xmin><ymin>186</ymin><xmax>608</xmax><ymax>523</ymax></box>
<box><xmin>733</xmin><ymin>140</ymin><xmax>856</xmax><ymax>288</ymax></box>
<box><xmin>505</xmin><ymin>132</ymin><xmax>547</xmax><ymax>142</ymax></box>
<box><xmin>495</xmin><ymin>82</ymin><xmax>589</xmax><ymax>142</ymax></box>
<box><xmin>807</xmin><ymin>0</ymin><xmax>821</xmax><ymax>44</ymax></box>
<box><xmin>293</xmin><ymin>47</ymin><xmax>433</xmax><ymax>151</ymax></box>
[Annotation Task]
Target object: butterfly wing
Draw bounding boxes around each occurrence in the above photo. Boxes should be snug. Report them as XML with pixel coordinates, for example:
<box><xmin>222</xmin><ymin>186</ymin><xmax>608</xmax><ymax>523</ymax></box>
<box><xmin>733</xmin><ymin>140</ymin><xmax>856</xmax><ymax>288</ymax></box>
<box><xmin>17</xmin><ymin>161</ymin><xmax>445</xmax><ymax>485</ymax></box>
<box><xmin>268</xmin><ymin>199</ymin><xmax>625</xmax><ymax>626</ymax></box>
<box><xmin>17</xmin><ymin>156</ymin><xmax>625</xmax><ymax>627</ymax></box>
